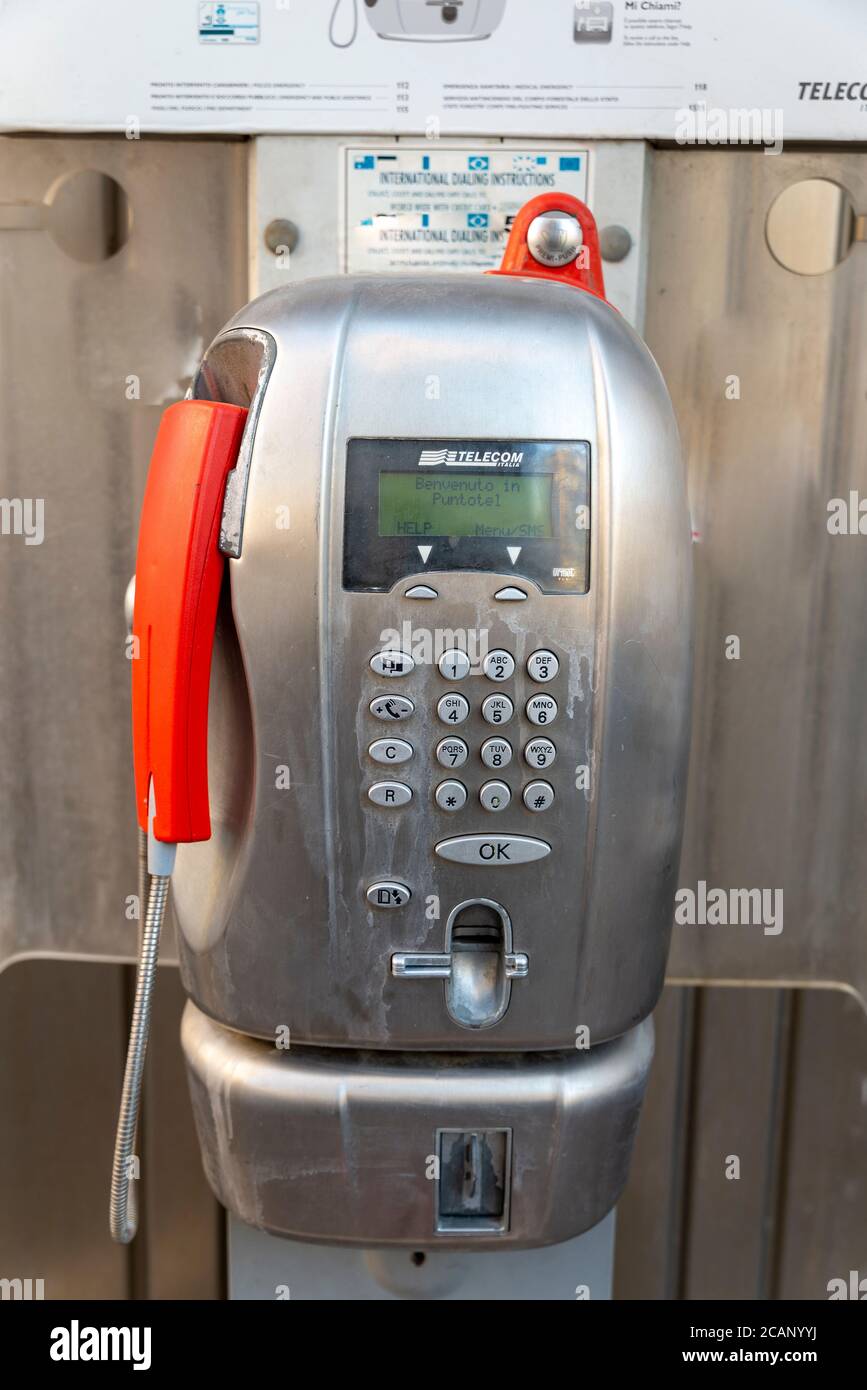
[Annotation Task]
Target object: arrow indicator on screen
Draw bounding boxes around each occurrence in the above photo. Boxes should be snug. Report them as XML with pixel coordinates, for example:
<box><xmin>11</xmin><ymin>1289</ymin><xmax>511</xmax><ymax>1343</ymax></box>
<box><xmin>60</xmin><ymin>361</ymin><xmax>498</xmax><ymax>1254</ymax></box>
<box><xmin>418</xmin><ymin>545</ymin><xmax>432</xmax><ymax>564</ymax></box>
<box><xmin>507</xmin><ymin>546</ymin><xmax>522</xmax><ymax>565</ymax></box>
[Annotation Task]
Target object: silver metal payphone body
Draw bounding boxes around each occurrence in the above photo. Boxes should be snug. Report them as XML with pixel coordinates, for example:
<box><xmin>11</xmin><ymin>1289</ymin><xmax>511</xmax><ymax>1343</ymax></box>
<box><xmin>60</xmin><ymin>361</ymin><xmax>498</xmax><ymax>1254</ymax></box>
<box><xmin>158</xmin><ymin>200</ymin><xmax>692</xmax><ymax>1248</ymax></box>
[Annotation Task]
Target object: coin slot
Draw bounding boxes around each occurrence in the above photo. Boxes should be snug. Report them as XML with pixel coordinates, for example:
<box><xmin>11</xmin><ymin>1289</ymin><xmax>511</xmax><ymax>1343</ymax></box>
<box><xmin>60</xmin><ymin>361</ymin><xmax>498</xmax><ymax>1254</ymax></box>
<box><xmin>445</xmin><ymin>900</ymin><xmax>511</xmax><ymax>1028</ymax></box>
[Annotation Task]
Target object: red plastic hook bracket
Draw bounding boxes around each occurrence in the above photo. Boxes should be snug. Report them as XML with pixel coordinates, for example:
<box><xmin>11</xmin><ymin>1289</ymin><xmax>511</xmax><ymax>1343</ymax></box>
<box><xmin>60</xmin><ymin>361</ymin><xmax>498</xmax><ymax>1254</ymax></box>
<box><xmin>488</xmin><ymin>192</ymin><xmax>608</xmax><ymax>302</ymax></box>
<box><xmin>132</xmin><ymin>399</ymin><xmax>247</xmax><ymax>843</ymax></box>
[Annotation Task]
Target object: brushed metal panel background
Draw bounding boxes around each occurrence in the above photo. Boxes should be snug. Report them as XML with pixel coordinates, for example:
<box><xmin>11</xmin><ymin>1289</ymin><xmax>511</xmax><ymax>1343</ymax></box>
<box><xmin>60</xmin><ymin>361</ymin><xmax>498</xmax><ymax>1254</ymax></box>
<box><xmin>0</xmin><ymin>135</ymin><xmax>246</xmax><ymax>973</ymax></box>
<box><xmin>645</xmin><ymin>149</ymin><xmax>867</xmax><ymax>1005</ymax></box>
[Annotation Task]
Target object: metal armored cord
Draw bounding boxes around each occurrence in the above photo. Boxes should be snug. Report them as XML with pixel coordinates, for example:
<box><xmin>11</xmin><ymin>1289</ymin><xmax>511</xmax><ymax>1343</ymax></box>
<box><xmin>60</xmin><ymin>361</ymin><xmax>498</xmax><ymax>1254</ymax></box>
<box><xmin>136</xmin><ymin>825</ymin><xmax>148</xmax><ymax>955</ymax></box>
<box><xmin>109</xmin><ymin>871</ymin><xmax>170</xmax><ymax>1244</ymax></box>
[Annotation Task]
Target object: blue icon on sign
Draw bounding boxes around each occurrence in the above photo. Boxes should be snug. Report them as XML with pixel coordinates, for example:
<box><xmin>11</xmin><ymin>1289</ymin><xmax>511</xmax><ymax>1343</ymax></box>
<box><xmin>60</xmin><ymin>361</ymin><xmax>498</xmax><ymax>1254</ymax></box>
<box><xmin>467</xmin><ymin>213</ymin><xmax>489</xmax><ymax>228</ymax></box>
<box><xmin>354</xmin><ymin>155</ymin><xmax>376</xmax><ymax>170</ymax></box>
<box><xmin>468</xmin><ymin>156</ymin><xmax>490</xmax><ymax>171</ymax></box>
<box><xmin>559</xmin><ymin>156</ymin><xmax>582</xmax><ymax>171</ymax></box>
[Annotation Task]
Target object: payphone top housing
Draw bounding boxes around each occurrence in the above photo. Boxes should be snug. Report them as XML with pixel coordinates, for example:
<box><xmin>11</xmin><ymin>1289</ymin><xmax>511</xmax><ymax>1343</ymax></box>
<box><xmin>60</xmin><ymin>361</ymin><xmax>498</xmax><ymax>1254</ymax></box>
<box><xmin>172</xmin><ymin>255</ymin><xmax>692</xmax><ymax>1053</ymax></box>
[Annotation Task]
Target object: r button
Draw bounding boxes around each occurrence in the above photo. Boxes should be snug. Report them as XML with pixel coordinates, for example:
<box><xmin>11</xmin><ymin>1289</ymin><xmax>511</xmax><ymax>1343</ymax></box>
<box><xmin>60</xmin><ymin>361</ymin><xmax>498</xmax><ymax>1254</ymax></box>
<box><xmin>368</xmin><ymin>782</ymin><xmax>413</xmax><ymax>808</ymax></box>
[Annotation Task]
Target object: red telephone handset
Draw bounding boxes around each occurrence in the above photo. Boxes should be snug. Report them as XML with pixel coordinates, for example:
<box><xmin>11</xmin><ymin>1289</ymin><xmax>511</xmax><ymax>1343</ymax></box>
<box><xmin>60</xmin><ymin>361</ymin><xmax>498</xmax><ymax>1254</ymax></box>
<box><xmin>131</xmin><ymin>399</ymin><xmax>247</xmax><ymax>844</ymax></box>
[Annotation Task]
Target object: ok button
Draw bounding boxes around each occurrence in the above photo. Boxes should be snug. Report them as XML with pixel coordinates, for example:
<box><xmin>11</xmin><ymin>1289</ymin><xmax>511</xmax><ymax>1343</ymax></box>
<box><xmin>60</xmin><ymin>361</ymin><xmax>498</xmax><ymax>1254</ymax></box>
<box><xmin>434</xmin><ymin>834</ymin><xmax>551</xmax><ymax>866</ymax></box>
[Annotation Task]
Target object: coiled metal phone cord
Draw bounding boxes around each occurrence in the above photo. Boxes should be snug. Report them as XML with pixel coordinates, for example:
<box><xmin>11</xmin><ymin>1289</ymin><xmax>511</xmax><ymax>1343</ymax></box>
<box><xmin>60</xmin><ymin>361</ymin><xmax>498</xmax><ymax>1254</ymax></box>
<box><xmin>108</xmin><ymin>858</ymin><xmax>170</xmax><ymax>1244</ymax></box>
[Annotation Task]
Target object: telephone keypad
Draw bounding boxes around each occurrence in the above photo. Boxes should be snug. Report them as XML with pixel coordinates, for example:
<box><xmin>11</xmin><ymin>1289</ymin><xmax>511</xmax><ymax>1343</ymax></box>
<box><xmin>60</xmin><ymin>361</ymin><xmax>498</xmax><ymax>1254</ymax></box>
<box><xmin>366</xmin><ymin>637</ymin><xmax>564</xmax><ymax>824</ymax></box>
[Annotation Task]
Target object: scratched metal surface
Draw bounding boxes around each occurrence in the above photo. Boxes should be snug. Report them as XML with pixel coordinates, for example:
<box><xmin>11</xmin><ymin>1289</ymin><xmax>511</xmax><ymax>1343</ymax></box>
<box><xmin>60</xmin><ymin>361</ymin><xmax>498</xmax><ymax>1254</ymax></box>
<box><xmin>0</xmin><ymin>135</ymin><xmax>246</xmax><ymax>973</ymax></box>
<box><xmin>645</xmin><ymin>149</ymin><xmax>867</xmax><ymax>1009</ymax></box>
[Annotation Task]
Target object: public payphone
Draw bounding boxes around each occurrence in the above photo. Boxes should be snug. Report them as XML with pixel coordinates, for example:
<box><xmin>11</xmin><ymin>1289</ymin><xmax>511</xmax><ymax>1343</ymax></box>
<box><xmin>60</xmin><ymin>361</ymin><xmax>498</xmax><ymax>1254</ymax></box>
<box><xmin>112</xmin><ymin>194</ymin><xmax>693</xmax><ymax>1250</ymax></box>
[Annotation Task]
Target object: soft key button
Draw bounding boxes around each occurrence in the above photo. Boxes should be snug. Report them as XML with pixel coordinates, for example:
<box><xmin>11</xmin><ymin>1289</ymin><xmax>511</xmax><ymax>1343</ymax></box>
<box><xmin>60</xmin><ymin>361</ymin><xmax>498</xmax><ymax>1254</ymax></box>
<box><xmin>368</xmin><ymin>738</ymin><xmax>413</xmax><ymax>765</ymax></box>
<box><xmin>370</xmin><ymin>650</ymin><xmax>414</xmax><ymax>677</ymax></box>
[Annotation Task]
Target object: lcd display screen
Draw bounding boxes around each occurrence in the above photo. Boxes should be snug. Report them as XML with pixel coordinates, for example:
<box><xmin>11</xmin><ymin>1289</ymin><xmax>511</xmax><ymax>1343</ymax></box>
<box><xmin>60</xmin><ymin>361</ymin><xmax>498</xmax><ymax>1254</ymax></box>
<box><xmin>378</xmin><ymin>471</ymin><xmax>554</xmax><ymax>540</ymax></box>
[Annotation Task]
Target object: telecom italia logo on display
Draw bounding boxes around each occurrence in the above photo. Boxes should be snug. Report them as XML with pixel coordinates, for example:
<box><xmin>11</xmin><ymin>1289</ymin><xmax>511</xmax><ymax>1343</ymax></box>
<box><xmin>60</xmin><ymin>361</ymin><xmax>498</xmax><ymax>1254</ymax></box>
<box><xmin>418</xmin><ymin>449</ymin><xmax>524</xmax><ymax>467</ymax></box>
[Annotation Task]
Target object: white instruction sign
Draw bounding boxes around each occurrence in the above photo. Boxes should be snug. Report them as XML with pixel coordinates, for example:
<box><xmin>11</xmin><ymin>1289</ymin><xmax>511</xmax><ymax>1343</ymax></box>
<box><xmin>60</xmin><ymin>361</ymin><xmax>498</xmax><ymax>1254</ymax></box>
<box><xmin>4</xmin><ymin>1</ymin><xmax>866</xmax><ymax>142</ymax></box>
<box><xmin>344</xmin><ymin>147</ymin><xmax>588</xmax><ymax>274</ymax></box>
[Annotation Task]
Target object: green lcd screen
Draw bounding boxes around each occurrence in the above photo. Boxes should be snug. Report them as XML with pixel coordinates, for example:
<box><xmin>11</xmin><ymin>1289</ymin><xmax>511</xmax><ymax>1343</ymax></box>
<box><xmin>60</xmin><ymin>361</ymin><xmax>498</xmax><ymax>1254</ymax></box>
<box><xmin>378</xmin><ymin>471</ymin><xmax>554</xmax><ymax>540</ymax></box>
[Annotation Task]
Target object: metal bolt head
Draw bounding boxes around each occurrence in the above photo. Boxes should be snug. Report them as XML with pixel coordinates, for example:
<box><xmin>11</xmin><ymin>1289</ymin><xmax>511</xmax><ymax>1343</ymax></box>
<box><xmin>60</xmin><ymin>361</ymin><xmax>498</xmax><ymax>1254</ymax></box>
<box><xmin>599</xmin><ymin>224</ymin><xmax>633</xmax><ymax>263</ymax></box>
<box><xmin>264</xmin><ymin>218</ymin><xmax>299</xmax><ymax>257</ymax></box>
<box><xmin>526</xmin><ymin>210</ymin><xmax>583</xmax><ymax>268</ymax></box>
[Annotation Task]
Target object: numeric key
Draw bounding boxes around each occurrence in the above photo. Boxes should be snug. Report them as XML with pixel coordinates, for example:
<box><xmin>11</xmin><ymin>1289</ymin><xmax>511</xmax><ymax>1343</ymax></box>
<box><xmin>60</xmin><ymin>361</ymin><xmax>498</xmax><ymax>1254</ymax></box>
<box><xmin>480</xmin><ymin>780</ymin><xmax>511</xmax><ymax>812</ymax></box>
<box><xmin>481</xmin><ymin>694</ymin><xmax>514</xmax><ymax>726</ymax></box>
<box><xmin>438</xmin><ymin>648</ymin><xmax>471</xmax><ymax>680</ymax></box>
<box><xmin>437</xmin><ymin>693</ymin><xmax>470</xmax><ymax>725</ymax></box>
<box><xmin>524</xmin><ymin>737</ymin><xmax>556</xmax><ymax>769</ymax></box>
<box><xmin>481</xmin><ymin>737</ymin><xmax>512</xmax><ymax>769</ymax></box>
<box><xmin>483</xmin><ymin>649</ymin><xmax>515</xmax><ymax>682</ymax></box>
<box><xmin>436</xmin><ymin>737</ymin><xmax>468</xmax><ymax>768</ymax></box>
<box><xmin>527</xmin><ymin>649</ymin><xmax>559</xmax><ymax>682</ymax></box>
<box><xmin>525</xmin><ymin>694</ymin><xmax>557</xmax><ymax>726</ymax></box>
